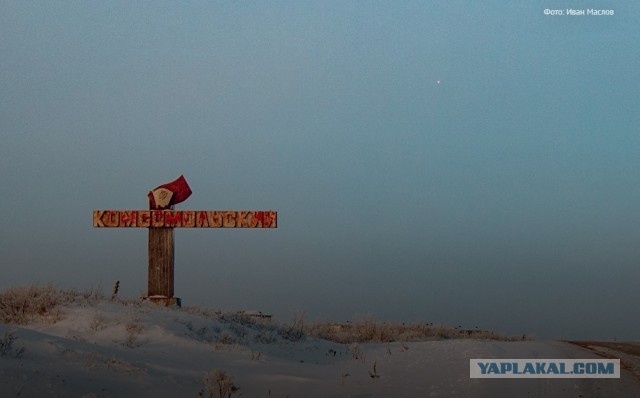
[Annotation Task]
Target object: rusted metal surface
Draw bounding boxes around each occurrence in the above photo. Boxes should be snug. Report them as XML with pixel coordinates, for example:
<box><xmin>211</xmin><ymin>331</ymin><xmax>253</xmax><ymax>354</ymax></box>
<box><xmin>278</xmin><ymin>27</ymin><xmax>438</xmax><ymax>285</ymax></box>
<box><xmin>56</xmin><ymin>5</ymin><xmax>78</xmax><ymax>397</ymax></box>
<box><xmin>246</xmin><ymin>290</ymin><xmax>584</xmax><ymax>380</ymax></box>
<box><xmin>93</xmin><ymin>210</ymin><xmax>277</xmax><ymax>228</ymax></box>
<box><xmin>148</xmin><ymin>228</ymin><xmax>174</xmax><ymax>298</ymax></box>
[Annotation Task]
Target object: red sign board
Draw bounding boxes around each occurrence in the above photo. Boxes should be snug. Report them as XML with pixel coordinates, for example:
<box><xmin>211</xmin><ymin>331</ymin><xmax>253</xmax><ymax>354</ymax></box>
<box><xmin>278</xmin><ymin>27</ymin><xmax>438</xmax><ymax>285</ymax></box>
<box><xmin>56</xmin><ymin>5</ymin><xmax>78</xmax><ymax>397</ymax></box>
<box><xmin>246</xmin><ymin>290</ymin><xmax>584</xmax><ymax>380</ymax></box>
<box><xmin>93</xmin><ymin>210</ymin><xmax>277</xmax><ymax>228</ymax></box>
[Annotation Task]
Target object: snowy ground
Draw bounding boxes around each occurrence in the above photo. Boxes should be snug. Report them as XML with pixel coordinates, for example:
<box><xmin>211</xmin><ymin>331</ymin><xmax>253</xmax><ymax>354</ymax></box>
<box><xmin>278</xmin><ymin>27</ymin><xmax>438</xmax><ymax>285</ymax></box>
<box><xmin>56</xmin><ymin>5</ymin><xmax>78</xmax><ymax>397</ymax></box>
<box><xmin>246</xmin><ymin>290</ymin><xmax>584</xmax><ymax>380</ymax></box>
<box><xmin>1</xmin><ymin>301</ymin><xmax>639</xmax><ymax>397</ymax></box>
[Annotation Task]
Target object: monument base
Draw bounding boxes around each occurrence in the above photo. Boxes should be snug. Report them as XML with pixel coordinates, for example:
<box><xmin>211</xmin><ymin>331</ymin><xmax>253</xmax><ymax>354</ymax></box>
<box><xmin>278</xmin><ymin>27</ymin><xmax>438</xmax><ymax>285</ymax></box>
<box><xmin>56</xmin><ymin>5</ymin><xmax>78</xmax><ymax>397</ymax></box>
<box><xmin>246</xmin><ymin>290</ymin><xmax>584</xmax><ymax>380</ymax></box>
<box><xmin>144</xmin><ymin>295</ymin><xmax>182</xmax><ymax>307</ymax></box>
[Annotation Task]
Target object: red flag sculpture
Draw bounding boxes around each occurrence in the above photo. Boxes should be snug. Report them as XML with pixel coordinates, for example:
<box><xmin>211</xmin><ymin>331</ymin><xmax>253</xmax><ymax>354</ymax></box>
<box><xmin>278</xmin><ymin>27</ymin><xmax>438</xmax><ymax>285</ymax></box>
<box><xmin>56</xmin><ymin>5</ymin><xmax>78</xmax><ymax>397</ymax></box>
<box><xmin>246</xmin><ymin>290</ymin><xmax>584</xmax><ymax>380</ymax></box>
<box><xmin>148</xmin><ymin>175</ymin><xmax>193</xmax><ymax>210</ymax></box>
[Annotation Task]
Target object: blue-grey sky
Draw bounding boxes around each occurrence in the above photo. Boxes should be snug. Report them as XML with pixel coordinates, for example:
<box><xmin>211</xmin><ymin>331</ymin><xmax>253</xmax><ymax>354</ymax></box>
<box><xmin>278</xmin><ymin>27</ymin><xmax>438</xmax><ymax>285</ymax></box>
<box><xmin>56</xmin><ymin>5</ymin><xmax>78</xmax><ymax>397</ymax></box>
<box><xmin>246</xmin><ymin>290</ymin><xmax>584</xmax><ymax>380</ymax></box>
<box><xmin>1</xmin><ymin>1</ymin><xmax>638</xmax><ymax>340</ymax></box>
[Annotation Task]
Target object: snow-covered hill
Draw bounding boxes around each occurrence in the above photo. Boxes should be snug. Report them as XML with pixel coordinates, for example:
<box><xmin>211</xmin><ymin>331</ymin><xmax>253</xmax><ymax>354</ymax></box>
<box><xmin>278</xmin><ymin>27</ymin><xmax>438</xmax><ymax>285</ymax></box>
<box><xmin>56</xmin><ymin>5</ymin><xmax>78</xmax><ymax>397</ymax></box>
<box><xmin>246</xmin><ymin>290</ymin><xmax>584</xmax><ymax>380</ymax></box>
<box><xmin>1</xmin><ymin>296</ymin><xmax>639</xmax><ymax>397</ymax></box>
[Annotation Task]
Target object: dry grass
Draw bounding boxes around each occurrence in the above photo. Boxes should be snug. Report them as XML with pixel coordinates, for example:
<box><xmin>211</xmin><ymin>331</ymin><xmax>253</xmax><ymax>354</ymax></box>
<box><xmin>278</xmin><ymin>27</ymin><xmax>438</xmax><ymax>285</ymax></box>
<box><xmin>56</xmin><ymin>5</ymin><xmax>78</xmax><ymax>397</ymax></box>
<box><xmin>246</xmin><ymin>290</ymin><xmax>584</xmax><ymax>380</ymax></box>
<box><xmin>123</xmin><ymin>316</ymin><xmax>144</xmax><ymax>348</ymax></box>
<box><xmin>0</xmin><ymin>283</ymin><xmax>112</xmax><ymax>326</ymax></box>
<box><xmin>0</xmin><ymin>284</ymin><xmax>68</xmax><ymax>324</ymax></box>
<box><xmin>1</xmin><ymin>284</ymin><xmax>528</xmax><ymax>344</ymax></box>
<box><xmin>199</xmin><ymin>369</ymin><xmax>240</xmax><ymax>398</ymax></box>
<box><xmin>306</xmin><ymin>319</ymin><xmax>528</xmax><ymax>343</ymax></box>
<box><xmin>88</xmin><ymin>313</ymin><xmax>109</xmax><ymax>332</ymax></box>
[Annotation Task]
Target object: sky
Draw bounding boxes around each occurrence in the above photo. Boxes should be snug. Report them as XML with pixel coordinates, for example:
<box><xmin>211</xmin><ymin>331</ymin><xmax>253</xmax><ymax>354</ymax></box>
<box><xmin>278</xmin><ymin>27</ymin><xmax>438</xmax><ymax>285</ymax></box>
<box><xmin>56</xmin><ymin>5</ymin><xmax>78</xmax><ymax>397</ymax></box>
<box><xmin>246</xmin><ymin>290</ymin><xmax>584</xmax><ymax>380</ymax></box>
<box><xmin>1</xmin><ymin>1</ymin><xmax>638</xmax><ymax>340</ymax></box>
